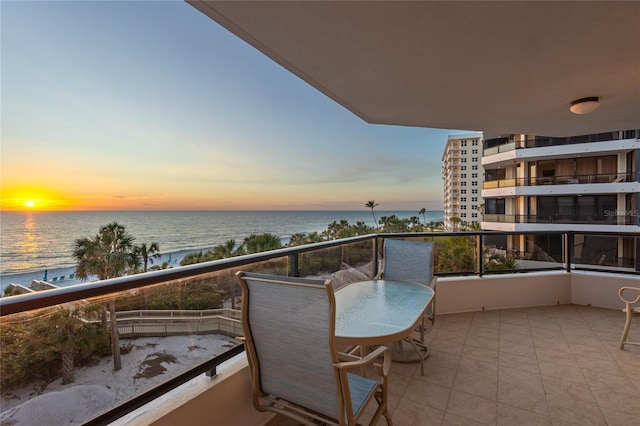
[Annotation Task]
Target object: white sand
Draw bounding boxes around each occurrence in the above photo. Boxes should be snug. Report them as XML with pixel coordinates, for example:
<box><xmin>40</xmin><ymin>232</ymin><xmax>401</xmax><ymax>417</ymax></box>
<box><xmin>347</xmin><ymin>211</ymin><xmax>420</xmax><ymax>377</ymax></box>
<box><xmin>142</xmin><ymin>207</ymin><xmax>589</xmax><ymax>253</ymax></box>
<box><xmin>1</xmin><ymin>334</ymin><xmax>237</xmax><ymax>425</ymax></box>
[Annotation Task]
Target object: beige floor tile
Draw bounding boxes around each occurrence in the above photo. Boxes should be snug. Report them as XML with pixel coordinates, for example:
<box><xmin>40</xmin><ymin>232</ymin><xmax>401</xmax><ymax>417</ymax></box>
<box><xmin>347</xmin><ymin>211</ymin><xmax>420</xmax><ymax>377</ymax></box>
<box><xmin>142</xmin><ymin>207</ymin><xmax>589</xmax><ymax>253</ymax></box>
<box><xmin>581</xmin><ymin>368</ymin><xmax>637</xmax><ymax>394</ymax></box>
<box><xmin>534</xmin><ymin>348</ymin><xmax>578</xmax><ymax>367</ymax></box>
<box><xmin>441</xmin><ymin>412</ymin><xmax>486</xmax><ymax>426</ymax></box>
<box><xmin>468</xmin><ymin>325</ymin><xmax>500</xmax><ymax>339</ymax></box>
<box><xmin>452</xmin><ymin>370</ymin><xmax>498</xmax><ymax>401</ymax></box>
<box><xmin>541</xmin><ymin>375</ymin><xmax>596</xmax><ymax>405</ymax></box>
<box><xmin>498</xmin><ymin>381</ymin><xmax>549</xmax><ymax>416</ymax></box>
<box><xmin>499</xmin><ymin>352</ymin><xmax>540</xmax><ymax>375</ymax></box>
<box><xmin>430</xmin><ymin>337</ymin><xmax>465</xmax><ymax>356</ymax></box>
<box><xmin>465</xmin><ymin>334</ymin><xmax>500</xmax><ymax>352</ymax></box>
<box><xmin>590</xmin><ymin>386</ymin><xmax>640</xmax><ymax>417</ymax></box>
<box><xmin>461</xmin><ymin>344</ymin><xmax>499</xmax><ymax>364</ymax></box>
<box><xmin>497</xmin><ymin>403</ymin><xmax>552</xmax><ymax>426</ymax></box>
<box><xmin>435</xmin><ymin>328</ymin><xmax>469</xmax><ymax>344</ymax></box>
<box><xmin>600</xmin><ymin>407</ymin><xmax>640</xmax><ymax>426</ymax></box>
<box><xmin>575</xmin><ymin>354</ymin><xmax>624</xmax><ymax>376</ymax></box>
<box><xmin>392</xmin><ymin>397</ymin><xmax>444</xmax><ymax>426</ymax></box>
<box><xmin>500</xmin><ymin>330</ymin><xmax>535</xmax><ymax>345</ymax></box>
<box><xmin>404</xmin><ymin>377</ymin><xmax>451</xmax><ymax>411</ymax></box>
<box><xmin>457</xmin><ymin>357</ymin><xmax>498</xmax><ymax>380</ymax></box>
<box><xmin>500</xmin><ymin>322</ymin><xmax>532</xmax><ymax>335</ymax></box>
<box><xmin>532</xmin><ymin>336</ymin><xmax>572</xmax><ymax>353</ymax></box>
<box><xmin>498</xmin><ymin>366</ymin><xmax>543</xmax><ymax>392</ymax></box>
<box><xmin>446</xmin><ymin>390</ymin><xmax>497</xmax><ymax>425</ymax></box>
<box><xmin>499</xmin><ymin>339</ymin><xmax>536</xmax><ymax>358</ymax></box>
<box><xmin>531</xmin><ymin>327</ymin><xmax>565</xmax><ymax>340</ymax></box>
<box><xmin>538</xmin><ymin>360</ymin><xmax>586</xmax><ymax>385</ymax></box>
<box><xmin>568</xmin><ymin>342</ymin><xmax>613</xmax><ymax>361</ymax></box>
<box><xmin>546</xmin><ymin>393</ymin><xmax>607</xmax><ymax>426</ymax></box>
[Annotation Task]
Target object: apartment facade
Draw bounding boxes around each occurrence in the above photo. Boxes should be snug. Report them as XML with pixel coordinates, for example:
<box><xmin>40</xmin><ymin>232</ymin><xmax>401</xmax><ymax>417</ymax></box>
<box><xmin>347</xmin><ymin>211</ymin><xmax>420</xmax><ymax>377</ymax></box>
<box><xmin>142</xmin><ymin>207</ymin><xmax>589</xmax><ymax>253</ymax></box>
<box><xmin>481</xmin><ymin>129</ymin><xmax>640</xmax><ymax>268</ymax></box>
<box><xmin>442</xmin><ymin>132</ymin><xmax>484</xmax><ymax>230</ymax></box>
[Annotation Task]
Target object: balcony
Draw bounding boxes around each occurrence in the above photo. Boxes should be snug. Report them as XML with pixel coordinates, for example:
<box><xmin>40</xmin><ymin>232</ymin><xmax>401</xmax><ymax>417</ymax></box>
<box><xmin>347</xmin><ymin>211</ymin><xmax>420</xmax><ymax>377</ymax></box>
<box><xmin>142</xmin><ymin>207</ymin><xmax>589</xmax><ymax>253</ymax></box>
<box><xmin>483</xmin><ymin>130</ymin><xmax>639</xmax><ymax>157</ymax></box>
<box><xmin>1</xmin><ymin>232</ymin><xmax>638</xmax><ymax>425</ymax></box>
<box><xmin>483</xmin><ymin>172</ymin><xmax>639</xmax><ymax>190</ymax></box>
<box><xmin>483</xmin><ymin>214</ymin><xmax>638</xmax><ymax>227</ymax></box>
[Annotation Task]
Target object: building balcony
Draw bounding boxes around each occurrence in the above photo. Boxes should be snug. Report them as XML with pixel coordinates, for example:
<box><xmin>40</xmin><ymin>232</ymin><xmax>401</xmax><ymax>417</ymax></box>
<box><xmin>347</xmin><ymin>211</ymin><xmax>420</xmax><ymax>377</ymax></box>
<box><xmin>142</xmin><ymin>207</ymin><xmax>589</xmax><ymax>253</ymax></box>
<box><xmin>1</xmin><ymin>232</ymin><xmax>638</xmax><ymax>425</ymax></box>
<box><xmin>483</xmin><ymin>130</ymin><xmax>639</xmax><ymax>157</ymax></box>
<box><xmin>484</xmin><ymin>172</ymin><xmax>638</xmax><ymax>190</ymax></box>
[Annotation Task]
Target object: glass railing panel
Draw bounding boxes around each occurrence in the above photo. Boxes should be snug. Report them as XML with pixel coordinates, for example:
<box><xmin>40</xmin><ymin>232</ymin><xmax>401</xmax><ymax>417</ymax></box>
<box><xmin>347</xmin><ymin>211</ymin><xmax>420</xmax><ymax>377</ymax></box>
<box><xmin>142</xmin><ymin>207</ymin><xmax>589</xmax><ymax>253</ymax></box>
<box><xmin>485</xmin><ymin>233</ymin><xmax>564</xmax><ymax>272</ymax></box>
<box><xmin>298</xmin><ymin>240</ymin><xmax>374</xmax><ymax>288</ymax></box>
<box><xmin>573</xmin><ymin>233</ymin><xmax>639</xmax><ymax>272</ymax></box>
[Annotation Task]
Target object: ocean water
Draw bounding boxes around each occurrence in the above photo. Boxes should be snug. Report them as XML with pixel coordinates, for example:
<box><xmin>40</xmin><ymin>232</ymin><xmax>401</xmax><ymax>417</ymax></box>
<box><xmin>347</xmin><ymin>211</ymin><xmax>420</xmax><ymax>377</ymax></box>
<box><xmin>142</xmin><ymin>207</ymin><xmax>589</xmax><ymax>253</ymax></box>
<box><xmin>0</xmin><ymin>210</ymin><xmax>443</xmax><ymax>288</ymax></box>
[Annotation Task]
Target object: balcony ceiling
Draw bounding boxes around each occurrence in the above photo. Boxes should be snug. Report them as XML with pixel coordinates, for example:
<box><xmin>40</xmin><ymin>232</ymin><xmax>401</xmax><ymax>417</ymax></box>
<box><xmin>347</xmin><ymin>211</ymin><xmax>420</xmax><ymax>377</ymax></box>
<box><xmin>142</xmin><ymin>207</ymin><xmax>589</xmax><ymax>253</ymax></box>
<box><xmin>187</xmin><ymin>1</ymin><xmax>639</xmax><ymax>138</ymax></box>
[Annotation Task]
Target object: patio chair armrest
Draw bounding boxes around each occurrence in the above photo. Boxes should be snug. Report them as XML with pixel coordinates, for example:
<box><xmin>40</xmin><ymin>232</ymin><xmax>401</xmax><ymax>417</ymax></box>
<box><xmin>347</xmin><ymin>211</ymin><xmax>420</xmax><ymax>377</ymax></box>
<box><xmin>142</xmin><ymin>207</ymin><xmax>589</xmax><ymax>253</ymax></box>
<box><xmin>334</xmin><ymin>345</ymin><xmax>391</xmax><ymax>375</ymax></box>
<box><xmin>618</xmin><ymin>287</ymin><xmax>640</xmax><ymax>304</ymax></box>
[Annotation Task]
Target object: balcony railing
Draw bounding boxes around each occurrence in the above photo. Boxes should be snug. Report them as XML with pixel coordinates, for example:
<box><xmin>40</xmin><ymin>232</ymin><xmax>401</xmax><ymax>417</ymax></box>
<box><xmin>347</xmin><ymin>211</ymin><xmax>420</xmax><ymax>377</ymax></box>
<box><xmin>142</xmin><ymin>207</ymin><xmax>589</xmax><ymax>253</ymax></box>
<box><xmin>483</xmin><ymin>129</ymin><xmax>639</xmax><ymax>156</ymax></box>
<box><xmin>1</xmin><ymin>231</ymin><xmax>638</xmax><ymax>424</ymax></box>
<box><xmin>483</xmin><ymin>172</ymin><xmax>638</xmax><ymax>189</ymax></box>
<box><xmin>483</xmin><ymin>214</ymin><xmax>638</xmax><ymax>226</ymax></box>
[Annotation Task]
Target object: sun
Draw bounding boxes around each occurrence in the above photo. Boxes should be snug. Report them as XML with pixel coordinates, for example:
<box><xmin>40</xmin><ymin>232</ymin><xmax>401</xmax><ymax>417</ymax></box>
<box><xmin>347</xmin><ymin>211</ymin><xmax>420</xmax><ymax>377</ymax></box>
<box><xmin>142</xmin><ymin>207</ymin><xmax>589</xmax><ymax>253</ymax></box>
<box><xmin>25</xmin><ymin>200</ymin><xmax>35</xmax><ymax>208</ymax></box>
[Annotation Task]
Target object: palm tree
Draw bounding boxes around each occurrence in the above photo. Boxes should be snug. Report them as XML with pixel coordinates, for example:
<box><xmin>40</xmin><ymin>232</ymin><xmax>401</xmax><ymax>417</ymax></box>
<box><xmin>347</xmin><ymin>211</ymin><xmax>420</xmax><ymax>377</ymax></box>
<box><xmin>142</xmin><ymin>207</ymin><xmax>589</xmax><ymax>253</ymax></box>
<box><xmin>365</xmin><ymin>200</ymin><xmax>379</xmax><ymax>229</ymax></box>
<box><xmin>73</xmin><ymin>222</ymin><xmax>139</xmax><ymax>371</ymax></box>
<box><xmin>136</xmin><ymin>242</ymin><xmax>161</xmax><ymax>272</ymax></box>
<box><xmin>419</xmin><ymin>207</ymin><xmax>427</xmax><ymax>224</ymax></box>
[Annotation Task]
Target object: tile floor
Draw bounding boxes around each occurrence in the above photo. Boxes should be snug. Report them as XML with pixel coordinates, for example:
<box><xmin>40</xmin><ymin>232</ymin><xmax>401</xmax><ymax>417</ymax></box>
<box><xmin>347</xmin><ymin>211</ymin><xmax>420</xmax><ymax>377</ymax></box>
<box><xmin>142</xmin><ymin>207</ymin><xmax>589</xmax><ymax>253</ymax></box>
<box><xmin>376</xmin><ymin>305</ymin><xmax>640</xmax><ymax>426</ymax></box>
<box><xmin>274</xmin><ymin>304</ymin><xmax>640</xmax><ymax>426</ymax></box>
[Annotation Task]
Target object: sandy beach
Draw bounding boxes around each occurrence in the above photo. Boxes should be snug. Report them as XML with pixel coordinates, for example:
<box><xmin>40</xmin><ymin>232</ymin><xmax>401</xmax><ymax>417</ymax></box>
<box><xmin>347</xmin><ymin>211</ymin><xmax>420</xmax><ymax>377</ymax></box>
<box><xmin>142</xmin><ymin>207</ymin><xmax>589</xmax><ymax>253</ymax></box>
<box><xmin>1</xmin><ymin>334</ymin><xmax>238</xmax><ymax>425</ymax></box>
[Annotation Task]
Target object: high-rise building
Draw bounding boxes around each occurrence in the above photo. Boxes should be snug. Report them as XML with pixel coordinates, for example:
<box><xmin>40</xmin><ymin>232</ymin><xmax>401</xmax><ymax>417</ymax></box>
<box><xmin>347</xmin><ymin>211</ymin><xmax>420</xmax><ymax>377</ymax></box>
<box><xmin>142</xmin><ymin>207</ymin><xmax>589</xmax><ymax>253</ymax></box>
<box><xmin>442</xmin><ymin>133</ymin><xmax>484</xmax><ymax>230</ymax></box>
<box><xmin>481</xmin><ymin>130</ymin><xmax>639</xmax><ymax>267</ymax></box>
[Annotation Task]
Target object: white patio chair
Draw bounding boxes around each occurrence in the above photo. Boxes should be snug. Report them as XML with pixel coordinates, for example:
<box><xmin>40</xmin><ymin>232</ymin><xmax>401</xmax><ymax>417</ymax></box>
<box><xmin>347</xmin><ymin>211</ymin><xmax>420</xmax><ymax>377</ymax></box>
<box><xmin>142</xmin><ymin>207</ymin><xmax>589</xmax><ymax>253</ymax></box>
<box><xmin>236</xmin><ymin>271</ymin><xmax>392</xmax><ymax>426</ymax></box>
<box><xmin>618</xmin><ymin>286</ymin><xmax>640</xmax><ymax>350</ymax></box>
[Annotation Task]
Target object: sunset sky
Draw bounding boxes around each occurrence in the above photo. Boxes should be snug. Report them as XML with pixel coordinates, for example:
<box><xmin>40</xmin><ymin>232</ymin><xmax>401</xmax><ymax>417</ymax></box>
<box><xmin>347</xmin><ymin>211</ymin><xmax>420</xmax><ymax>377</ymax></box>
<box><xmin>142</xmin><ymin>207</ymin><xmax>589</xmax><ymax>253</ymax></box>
<box><xmin>1</xmin><ymin>1</ymin><xmax>469</xmax><ymax>212</ymax></box>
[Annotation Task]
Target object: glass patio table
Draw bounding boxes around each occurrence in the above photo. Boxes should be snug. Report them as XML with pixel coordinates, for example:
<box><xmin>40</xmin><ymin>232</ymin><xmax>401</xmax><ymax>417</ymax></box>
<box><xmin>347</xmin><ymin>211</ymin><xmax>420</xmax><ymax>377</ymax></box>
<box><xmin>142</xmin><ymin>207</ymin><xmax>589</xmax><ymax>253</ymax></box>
<box><xmin>334</xmin><ymin>279</ymin><xmax>434</xmax><ymax>349</ymax></box>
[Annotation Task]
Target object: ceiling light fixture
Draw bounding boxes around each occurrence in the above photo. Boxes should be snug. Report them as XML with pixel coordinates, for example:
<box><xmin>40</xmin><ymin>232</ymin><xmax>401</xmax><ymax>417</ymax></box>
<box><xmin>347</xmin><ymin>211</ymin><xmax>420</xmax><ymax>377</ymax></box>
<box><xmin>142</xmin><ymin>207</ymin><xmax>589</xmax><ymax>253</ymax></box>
<box><xmin>570</xmin><ymin>97</ymin><xmax>599</xmax><ymax>115</ymax></box>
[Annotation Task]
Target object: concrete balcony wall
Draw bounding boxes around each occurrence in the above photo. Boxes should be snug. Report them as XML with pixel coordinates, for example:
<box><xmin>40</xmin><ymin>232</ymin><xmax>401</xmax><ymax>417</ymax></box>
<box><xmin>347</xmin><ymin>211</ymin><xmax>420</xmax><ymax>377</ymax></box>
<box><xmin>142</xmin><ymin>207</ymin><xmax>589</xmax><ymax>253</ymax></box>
<box><xmin>436</xmin><ymin>270</ymin><xmax>636</xmax><ymax>314</ymax></box>
<box><xmin>435</xmin><ymin>271</ymin><xmax>572</xmax><ymax>314</ymax></box>
<box><xmin>115</xmin><ymin>355</ymin><xmax>272</xmax><ymax>426</ymax></box>
<box><xmin>570</xmin><ymin>270</ymin><xmax>639</xmax><ymax>309</ymax></box>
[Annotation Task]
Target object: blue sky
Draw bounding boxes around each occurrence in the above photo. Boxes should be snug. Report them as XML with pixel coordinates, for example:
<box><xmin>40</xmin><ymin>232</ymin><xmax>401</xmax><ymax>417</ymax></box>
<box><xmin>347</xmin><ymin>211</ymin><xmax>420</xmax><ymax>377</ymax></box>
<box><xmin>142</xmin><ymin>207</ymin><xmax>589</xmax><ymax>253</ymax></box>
<box><xmin>1</xmin><ymin>1</ymin><xmax>469</xmax><ymax>211</ymax></box>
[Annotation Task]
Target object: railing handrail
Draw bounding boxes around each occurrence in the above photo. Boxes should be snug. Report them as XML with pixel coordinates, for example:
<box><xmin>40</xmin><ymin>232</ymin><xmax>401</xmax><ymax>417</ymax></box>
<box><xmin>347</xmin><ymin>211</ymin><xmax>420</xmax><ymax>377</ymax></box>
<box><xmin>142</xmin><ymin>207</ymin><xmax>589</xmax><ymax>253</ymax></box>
<box><xmin>2</xmin><ymin>231</ymin><xmax>638</xmax><ymax>317</ymax></box>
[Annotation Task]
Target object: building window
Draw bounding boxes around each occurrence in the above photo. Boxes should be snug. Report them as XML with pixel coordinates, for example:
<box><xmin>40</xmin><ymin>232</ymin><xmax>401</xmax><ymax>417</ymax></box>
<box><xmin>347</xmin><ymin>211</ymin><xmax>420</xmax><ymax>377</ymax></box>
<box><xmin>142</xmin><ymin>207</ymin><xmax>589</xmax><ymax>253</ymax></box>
<box><xmin>472</xmin><ymin>197</ymin><xmax>478</xmax><ymax>202</ymax></box>
<box><xmin>461</xmin><ymin>205</ymin><xmax>467</xmax><ymax>210</ymax></box>
<box><xmin>461</xmin><ymin>141</ymin><xmax>467</xmax><ymax>147</ymax></box>
<box><xmin>472</xmin><ymin>205</ymin><xmax>477</xmax><ymax>210</ymax></box>
<box><xmin>472</xmin><ymin>181</ymin><xmax>478</xmax><ymax>186</ymax></box>
<box><xmin>472</xmin><ymin>189</ymin><xmax>478</xmax><ymax>194</ymax></box>
<box><xmin>472</xmin><ymin>140</ymin><xmax>478</xmax><ymax>146</ymax></box>
<box><xmin>461</xmin><ymin>213</ymin><xmax>467</xmax><ymax>218</ymax></box>
<box><xmin>461</xmin><ymin>166</ymin><xmax>467</xmax><ymax>170</ymax></box>
<box><xmin>461</xmin><ymin>182</ymin><xmax>467</xmax><ymax>186</ymax></box>
<box><xmin>461</xmin><ymin>158</ymin><xmax>467</xmax><ymax>163</ymax></box>
<box><xmin>461</xmin><ymin>197</ymin><xmax>467</xmax><ymax>202</ymax></box>
<box><xmin>472</xmin><ymin>165</ymin><xmax>478</xmax><ymax>170</ymax></box>
<box><xmin>472</xmin><ymin>213</ymin><xmax>478</xmax><ymax>218</ymax></box>
<box><xmin>461</xmin><ymin>189</ymin><xmax>467</xmax><ymax>194</ymax></box>
<box><xmin>472</xmin><ymin>149</ymin><xmax>478</xmax><ymax>154</ymax></box>
<box><xmin>472</xmin><ymin>157</ymin><xmax>478</xmax><ymax>162</ymax></box>
<box><xmin>461</xmin><ymin>150</ymin><xmax>467</xmax><ymax>155</ymax></box>
<box><xmin>461</xmin><ymin>173</ymin><xmax>467</xmax><ymax>178</ymax></box>
<box><xmin>472</xmin><ymin>173</ymin><xmax>478</xmax><ymax>178</ymax></box>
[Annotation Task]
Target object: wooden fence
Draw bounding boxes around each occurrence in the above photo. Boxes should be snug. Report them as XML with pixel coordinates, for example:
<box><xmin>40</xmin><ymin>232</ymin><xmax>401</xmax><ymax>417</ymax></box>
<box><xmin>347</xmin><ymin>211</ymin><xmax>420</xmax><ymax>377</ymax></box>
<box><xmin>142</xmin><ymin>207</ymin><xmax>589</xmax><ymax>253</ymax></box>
<box><xmin>113</xmin><ymin>309</ymin><xmax>243</xmax><ymax>339</ymax></box>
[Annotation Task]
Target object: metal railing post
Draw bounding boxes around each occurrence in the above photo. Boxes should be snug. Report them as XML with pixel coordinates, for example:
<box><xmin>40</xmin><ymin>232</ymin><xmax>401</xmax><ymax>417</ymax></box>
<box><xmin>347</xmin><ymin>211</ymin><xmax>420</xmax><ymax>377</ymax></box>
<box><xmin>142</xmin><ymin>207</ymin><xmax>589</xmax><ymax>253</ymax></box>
<box><xmin>476</xmin><ymin>234</ymin><xmax>483</xmax><ymax>276</ymax></box>
<box><xmin>564</xmin><ymin>232</ymin><xmax>573</xmax><ymax>273</ymax></box>
<box><xmin>288</xmin><ymin>253</ymin><xmax>299</xmax><ymax>277</ymax></box>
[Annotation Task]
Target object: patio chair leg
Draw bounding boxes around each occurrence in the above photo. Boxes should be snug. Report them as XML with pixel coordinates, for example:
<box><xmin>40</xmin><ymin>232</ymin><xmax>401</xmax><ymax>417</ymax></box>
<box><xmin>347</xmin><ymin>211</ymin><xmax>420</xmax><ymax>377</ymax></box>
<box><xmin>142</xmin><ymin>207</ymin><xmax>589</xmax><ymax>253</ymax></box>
<box><xmin>620</xmin><ymin>308</ymin><xmax>633</xmax><ymax>350</ymax></box>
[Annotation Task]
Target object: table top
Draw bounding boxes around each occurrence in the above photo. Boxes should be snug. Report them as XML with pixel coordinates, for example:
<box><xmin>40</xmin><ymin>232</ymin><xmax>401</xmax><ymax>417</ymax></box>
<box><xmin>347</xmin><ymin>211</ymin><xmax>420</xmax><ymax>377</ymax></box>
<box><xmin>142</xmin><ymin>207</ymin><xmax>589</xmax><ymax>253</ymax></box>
<box><xmin>334</xmin><ymin>279</ymin><xmax>434</xmax><ymax>346</ymax></box>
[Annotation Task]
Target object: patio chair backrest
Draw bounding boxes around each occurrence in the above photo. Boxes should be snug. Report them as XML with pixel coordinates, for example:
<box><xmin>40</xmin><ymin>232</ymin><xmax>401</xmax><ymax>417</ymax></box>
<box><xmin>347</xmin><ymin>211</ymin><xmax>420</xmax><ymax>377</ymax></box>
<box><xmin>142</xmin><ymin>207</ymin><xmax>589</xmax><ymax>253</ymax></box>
<box><xmin>382</xmin><ymin>239</ymin><xmax>434</xmax><ymax>287</ymax></box>
<box><xmin>237</xmin><ymin>272</ymin><xmax>341</xmax><ymax>420</ymax></box>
